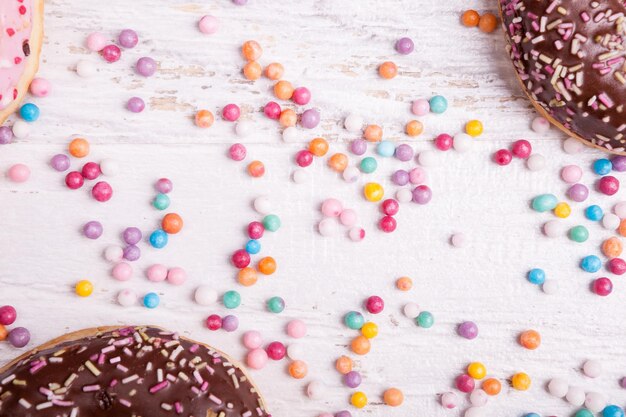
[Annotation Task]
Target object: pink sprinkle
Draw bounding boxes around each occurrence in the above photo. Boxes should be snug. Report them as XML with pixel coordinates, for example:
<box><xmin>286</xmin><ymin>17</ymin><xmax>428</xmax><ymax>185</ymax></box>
<box><xmin>189</xmin><ymin>344</ymin><xmax>199</xmax><ymax>353</ymax></box>
<box><xmin>117</xmin><ymin>364</ymin><xmax>129</xmax><ymax>372</ymax></box>
<box><xmin>83</xmin><ymin>384</ymin><xmax>101</xmax><ymax>392</ymax></box>
<box><xmin>527</xmin><ymin>12</ymin><xmax>538</xmax><ymax>20</ymax></box>
<box><xmin>114</xmin><ymin>337</ymin><xmax>132</xmax><ymax>346</ymax></box>
<box><xmin>30</xmin><ymin>361</ymin><xmax>47</xmax><ymax>374</ymax></box>
<box><xmin>52</xmin><ymin>400</ymin><xmax>74</xmax><ymax>407</ymax></box>
<box><xmin>191</xmin><ymin>386</ymin><xmax>201</xmax><ymax>395</ymax></box>
<box><xmin>101</xmin><ymin>346</ymin><xmax>115</xmax><ymax>354</ymax></box>
<box><xmin>193</xmin><ymin>370</ymin><xmax>203</xmax><ymax>384</ymax></box>
<box><xmin>600</xmin><ymin>68</ymin><xmax>612</xmax><ymax>75</ymax></box>
<box><xmin>123</xmin><ymin>348</ymin><xmax>133</xmax><ymax>356</ymax></box>
<box><xmin>89</xmin><ymin>354</ymin><xmax>98</xmax><ymax>361</ymax></box>
<box><xmin>39</xmin><ymin>387</ymin><xmax>53</xmax><ymax>397</ymax></box>
<box><xmin>175</xmin><ymin>402</ymin><xmax>183</xmax><ymax>414</ymax></box>
<box><xmin>98</xmin><ymin>354</ymin><xmax>106</xmax><ymax>365</ymax></box>
<box><xmin>149</xmin><ymin>381</ymin><xmax>169</xmax><ymax>394</ymax></box>
<box><xmin>599</xmin><ymin>93</ymin><xmax>615</xmax><ymax>108</ymax></box>
<box><xmin>201</xmin><ymin>381</ymin><xmax>209</xmax><ymax>391</ymax></box>
<box><xmin>580</xmin><ymin>11</ymin><xmax>590</xmax><ymax>22</ymax></box>
<box><xmin>208</xmin><ymin>394</ymin><xmax>222</xmax><ymax>405</ymax></box>
<box><xmin>119</xmin><ymin>399</ymin><xmax>132</xmax><ymax>408</ymax></box>
<box><xmin>546</xmin><ymin>0</ymin><xmax>558</xmax><ymax>13</ymax></box>
<box><xmin>110</xmin><ymin>379</ymin><xmax>118</xmax><ymax>387</ymax></box>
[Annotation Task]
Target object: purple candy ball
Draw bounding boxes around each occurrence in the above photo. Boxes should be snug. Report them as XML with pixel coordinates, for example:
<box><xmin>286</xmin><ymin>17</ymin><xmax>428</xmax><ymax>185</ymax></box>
<box><xmin>621</xmin><ymin>377</ymin><xmax>626</xmax><ymax>389</ymax></box>
<box><xmin>83</xmin><ymin>221</ymin><xmax>103</xmax><ymax>240</ymax></box>
<box><xmin>156</xmin><ymin>178</ymin><xmax>173</xmax><ymax>194</ymax></box>
<box><xmin>412</xmin><ymin>185</ymin><xmax>432</xmax><ymax>204</ymax></box>
<box><xmin>232</xmin><ymin>0</ymin><xmax>248</xmax><ymax>4</ymax></box>
<box><xmin>8</xmin><ymin>327</ymin><xmax>30</xmax><ymax>348</ymax></box>
<box><xmin>127</xmin><ymin>97</ymin><xmax>145</xmax><ymax>113</ymax></box>
<box><xmin>123</xmin><ymin>227</ymin><xmax>142</xmax><ymax>245</ymax></box>
<box><xmin>118</xmin><ymin>29</ymin><xmax>139</xmax><ymax>48</ymax></box>
<box><xmin>50</xmin><ymin>154</ymin><xmax>70</xmax><ymax>172</ymax></box>
<box><xmin>221</xmin><ymin>315</ymin><xmax>239</xmax><ymax>332</ymax></box>
<box><xmin>123</xmin><ymin>245</ymin><xmax>141</xmax><ymax>262</ymax></box>
<box><xmin>612</xmin><ymin>156</ymin><xmax>626</xmax><ymax>172</ymax></box>
<box><xmin>0</xmin><ymin>126</ymin><xmax>13</xmax><ymax>144</ymax></box>
<box><xmin>300</xmin><ymin>108</ymin><xmax>320</xmax><ymax>129</ymax></box>
<box><xmin>350</xmin><ymin>139</ymin><xmax>367</xmax><ymax>156</ymax></box>
<box><xmin>458</xmin><ymin>321</ymin><xmax>479</xmax><ymax>340</ymax></box>
<box><xmin>335</xmin><ymin>411</ymin><xmax>352</xmax><ymax>417</ymax></box>
<box><xmin>391</xmin><ymin>169</ymin><xmax>409</xmax><ymax>186</ymax></box>
<box><xmin>136</xmin><ymin>57</ymin><xmax>157</xmax><ymax>77</ymax></box>
<box><xmin>395</xmin><ymin>37</ymin><xmax>414</xmax><ymax>55</ymax></box>
<box><xmin>395</xmin><ymin>144</ymin><xmax>414</xmax><ymax>161</ymax></box>
<box><xmin>343</xmin><ymin>371</ymin><xmax>362</xmax><ymax>388</ymax></box>
<box><xmin>567</xmin><ymin>183</ymin><xmax>589</xmax><ymax>202</ymax></box>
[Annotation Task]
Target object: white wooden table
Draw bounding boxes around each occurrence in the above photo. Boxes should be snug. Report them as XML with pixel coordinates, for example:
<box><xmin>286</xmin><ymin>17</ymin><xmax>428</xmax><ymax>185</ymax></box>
<box><xmin>1</xmin><ymin>0</ymin><xmax>625</xmax><ymax>416</ymax></box>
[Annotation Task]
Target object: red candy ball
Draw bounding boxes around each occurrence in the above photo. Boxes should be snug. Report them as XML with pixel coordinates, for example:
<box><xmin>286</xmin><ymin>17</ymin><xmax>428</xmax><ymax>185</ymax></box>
<box><xmin>266</xmin><ymin>341</ymin><xmax>286</xmax><ymax>360</ymax></box>
<box><xmin>379</xmin><ymin>216</ymin><xmax>397</xmax><ymax>233</ymax></box>
<box><xmin>455</xmin><ymin>374</ymin><xmax>475</xmax><ymax>393</ymax></box>
<box><xmin>381</xmin><ymin>199</ymin><xmax>399</xmax><ymax>216</ymax></box>
<box><xmin>92</xmin><ymin>181</ymin><xmax>113</xmax><ymax>202</ymax></box>
<box><xmin>435</xmin><ymin>134</ymin><xmax>453</xmax><ymax>151</ymax></box>
<box><xmin>493</xmin><ymin>149</ymin><xmax>512</xmax><ymax>166</ymax></box>
<box><xmin>264</xmin><ymin>101</ymin><xmax>281</xmax><ymax>120</ymax></box>
<box><xmin>81</xmin><ymin>162</ymin><xmax>101</xmax><ymax>180</ymax></box>
<box><xmin>608</xmin><ymin>258</ymin><xmax>626</xmax><ymax>275</ymax></box>
<box><xmin>248</xmin><ymin>221</ymin><xmax>265</xmax><ymax>239</ymax></box>
<box><xmin>598</xmin><ymin>176</ymin><xmax>620</xmax><ymax>196</ymax></box>
<box><xmin>295</xmin><ymin>150</ymin><xmax>314</xmax><ymax>167</ymax></box>
<box><xmin>0</xmin><ymin>305</ymin><xmax>17</xmax><ymax>326</ymax></box>
<box><xmin>65</xmin><ymin>171</ymin><xmax>85</xmax><ymax>190</ymax></box>
<box><xmin>593</xmin><ymin>277</ymin><xmax>613</xmax><ymax>296</ymax></box>
<box><xmin>511</xmin><ymin>140</ymin><xmax>532</xmax><ymax>158</ymax></box>
<box><xmin>231</xmin><ymin>249</ymin><xmax>251</xmax><ymax>268</ymax></box>
<box><xmin>365</xmin><ymin>295</ymin><xmax>384</xmax><ymax>314</ymax></box>
<box><xmin>206</xmin><ymin>314</ymin><xmax>222</xmax><ymax>330</ymax></box>
<box><xmin>101</xmin><ymin>44</ymin><xmax>121</xmax><ymax>63</ymax></box>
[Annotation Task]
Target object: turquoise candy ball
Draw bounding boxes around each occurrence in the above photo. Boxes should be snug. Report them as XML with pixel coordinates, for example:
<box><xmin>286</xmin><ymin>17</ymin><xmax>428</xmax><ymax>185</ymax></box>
<box><xmin>531</xmin><ymin>194</ymin><xmax>558</xmax><ymax>212</ymax></box>
<box><xmin>359</xmin><ymin>157</ymin><xmax>378</xmax><ymax>174</ymax></box>
<box><xmin>527</xmin><ymin>268</ymin><xmax>546</xmax><ymax>285</ymax></box>
<box><xmin>143</xmin><ymin>292</ymin><xmax>160</xmax><ymax>309</ymax></box>
<box><xmin>223</xmin><ymin>290</ymin><xmax>241</xmax><ymax>309</ymax></box>
<box><xmin>263</xmin><ymin>214</ymin><xmax>281</xmax><ymax>232</ymax></box>
<box><xmin>153</xmin><ymin>193</ymin><xmax>171</xmax><ymax>210</ymax></box>
<box><xmin>581</xmin><ymin>255</ymin><xmax>602</xmax><ymax>273</ymax></box>
<box><xmin>376</xmin><ymin>140</ymin><xmax>395</xmax><ymax>157</ymax></box>
<box><xmin>416</xmin><ymin>311</ymin><xmax>434</xmax><ymax>328</ymax></box>
<box><xmin>19</xmin><ymin>103</ymin><xmax>40</xmax><ymax>122</ymax></box>
<box><xmin>585</xmin><ymin>205</ymin><xmax>603</xmax><ymax>221</ymax></box>
<box><xmin>569</xmin><ymin>225</ymin><xmax>589</xmax><ymax>242</ymax></box>
<box><xmin>429</xmin><ymin>95</ymin><xmax>448</xmax><ymax>114</ymax></box>
<box><xmin>149</xmin><ymin>229</ymin><xmax>168</xmax><ymax>249</ymax></box>
<box><xmin>344</xmin><ymin>311</ymin><xmax>365</xmax><ymax>330</ymax></box>
<box><xmin>603</xmin><ymin>405</ymin><xmax>625</xmax><ymax>417</ymax></box>
<box><xmin>267</xmin><ymin>296</ymin><xmax>285</xmax><ymax>313</ymax></box>
<box><xmin>575</xmin><ymin>410</ymin><xmax>594</xmax><ymax>417</ymax></box>
<box><xmin>524</xmin><ymin>414</ymin><xmax>540</xmax><ymax>417</ymax></box>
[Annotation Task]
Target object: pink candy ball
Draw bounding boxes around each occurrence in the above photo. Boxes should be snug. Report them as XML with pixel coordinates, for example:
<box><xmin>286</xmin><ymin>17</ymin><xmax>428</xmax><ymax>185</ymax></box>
<box><xmin>598</xmin><ymin>176</ymin><xmax>620</xmax><ymax>196</ymax></box>
<box><xmin>561</xmin><ymin>165</ymin><xmax>583</xmax><ymax>184</ymax></box>
<box><xmin>379</xmin><ymin>216</ymin><xmax>397</xmax><ymax>233</ymax></box>
<box><xmin>365</xmin><ymin>295</ymin><xmax>384</xmax><ymax>314</ymax></box>
<box><xmin>435</xmin><ymin>134</ymin><xmax>453</xmax><ymax>151</ymax></box>
<box><xmin>167</xmin><ymin>267</ymin><xmax>187</xmax><ymax>285</ymax></box>
<box><xmin>81</xmin><ymin>162</ymin><xmax>101</xmax><ymax>180</ymax></box>
<box><xmin>222</xmin><ymin>104</ymin><xmax>241</xmax><ymax>122</ymax></box>
<box><xmin>411</xmin><ymin>99</ymin><xmax>430</xmax><ymax>116</ymax></box>
<box><xmin>409</xmin><ymin>167</ymin><xmax>427</xmax><ymax>185</ymax></box>
<box><xmin>246</xmin><ymin>348</ymin><xmax>269</xmax><ymax>369</ymax></box>
<box><xmin>295</xmin><ymin>150</ymin><xmax>313</xmax><ymax>167</ymax></box>
<box><xmin>155</xmin><ymin>178</ymin><xmax>173</xmax><ymax>194</ymax></box>
<box><xmin>339</xmin><ymin>209</ymin><xmax>357</xmax><ymax>227</ymax></box>
<box><xmin>608</xmin><ymin>258</ymin><xmax>626</xmax><ymax>275</ymax></box>
<box><xmin>381</xmin><ymin>199</ymin><xmax>399</xmax><ymax>216</ymax></box>
<box><xmin>92</xmin><ymin>181</ymin><xmax>113</xmax><ymax>202</ymax></box>
<box><xmin>232</xmin><ymin>249</ymin><xmax>251</xmax><ymax>268</ymax></box>
<box><xmin>229</xmin><ymin>143</ymin><xmax>247</xmax><ymax>161</ymax></box>
<box><xmin>321</xmin><ymin>198</ymin><xmax>343</xmax><ymax>217</ymax></box>
<box><xmin>101</xmin><ymin>44</ymin><xmax>121</xmax><ymax>63</ymax></box>
<box><xmin>511</xmin><ymin>139</ymin><xmax>532</xmax><ymax>158</ymax></box>
<box><xmin>292</xmin><ymin>87</ymin><xmax>311</xmax><ymax>105</ymax></box>
<box><xmin>112</xmin><ymin>262</ymin><xmax>133</xmax><ymax>281</ymax></box>
<box><xmin>7</xmin><ymin>164</ymin><xmax>30</xmax><ymax>183</ymax></box>
<box><xmin>198</xmin><ymin>15</ymin><xmax>219</xmax><ymax>34</ymax></box>
<box><xmin>264</xmin><ymin>102</ymin><xmax>281</xmax><ymax>120</ymax></box>
<box><xmin>243</xmin><ymin>330</ymin><xmax>263</xmax><ymax>349</ymax></box>
<box><xmin>30</xmin><ymin>78</ymin><xmax>51</xmax><ymax>97</ymax></box>
<box><xmin>493</xmin><ymin>149</ymin><xmax>513</xmax><ymax>166</ymax></box>
<box><xmin>286</xmin><ymin>319</ymin><xmax>307</xmax><ymax>338</ymax></box>
<box><xmin>593</xmin><ymin>277</ymin><xmax>613</xmax><ymax>296</ymax></box>
<box><xmin>86</xmin><ymin>32</ymin><xmax>108</xmax><ymax>52</ymax></box>
<box><xmin>248</xmin><ymin>221</ymin><xmax>265</xmax><ymax>239</ymax></box>
<box><xmin>455</xmin><ymin>374</ymin><xmax>475</xmax><ymax>393</ymax></box>
<box><xmin>266</xmin><ymin>341</ymin><xmax>286</xmax><ymax>360</ymax></box>
<box><xmin>146</xmin><ymin>264</ymin><xmax>168</xmax><ymax>282</ymax></box>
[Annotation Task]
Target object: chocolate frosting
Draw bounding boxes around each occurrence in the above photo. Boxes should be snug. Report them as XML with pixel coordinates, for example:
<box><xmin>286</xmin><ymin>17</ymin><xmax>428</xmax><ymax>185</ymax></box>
<box><xmin>501</xmin><ymin>0</ymin><xmax>626</xmax><ymax>152</ymax></box>
<box><xmin>0</xmin><ymin>326</ymin><xmax>269</xmax><ymax>417</ymax></box>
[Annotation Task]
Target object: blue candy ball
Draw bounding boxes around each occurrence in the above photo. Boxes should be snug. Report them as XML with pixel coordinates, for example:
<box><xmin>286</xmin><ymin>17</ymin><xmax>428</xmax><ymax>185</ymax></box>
<box><xmin>19</xmin><ymin>103</ymin><xmax>40</xmax><ymax>122</ymax></box>
<box><xmin>603</xmin><ymin>405</ymin><xmax>625</xmax><ymax>417</ymax></box>
<box><xmin>593</xmin><ymin>158</ymin><xmax>613</xmax><ymax>175</ymax></box>
<box><xmin>585</xmin><ymin>205</ymin><xmax>603</xmax><ymax>221</ymax></box>
<box><xmin>527</xmin><ymin>268</ymin><xmax>546</xmax><ymax>285</ymax></box>
<box><xmin>143</xmin><ymin>292</ymin><xmax>160</xmax><ymax>308</ymax></box>
<box><xmin>524</xmin><ymin>414</ymin><xmax>541</xmax><ymax>417</ymax></box>
<box><xmin>245</xmin><ymin>239</ymin><xmax>261</xmax><ymax>255</ymax></box>
<box><xmin>149</xmin><ymin>229</ymin><xmax>168</xmax><ymax>249</ymax></box>
<box><xmin>581</xmin><ymin>255</ymin><xmax>602</xmax><ymax>273</ymax></box>
<box><xmin>153</xmin><ymin>193</ymin><xmax>170</xmax><ymax>210</ymax></box>
<box><xmin>429</xmin><ymin>95</ymin><xmax>448</xmax><ymax>114</ymax></box>
<box><xmin>376</xmin><ymin>140</ymin><xmax>396</xmax><ymax>157</ymax></box>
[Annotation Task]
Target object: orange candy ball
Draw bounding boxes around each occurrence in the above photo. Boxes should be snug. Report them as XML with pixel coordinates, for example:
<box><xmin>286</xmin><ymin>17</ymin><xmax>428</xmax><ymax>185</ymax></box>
<box><xmin>195</xmin><ymin>110</ymin><xmax>214</xmax><ymax>128</ymax></box>
<box><xmin>482</xmin><ymin>378</ymin><xmax>502</xmax><ymax>396</ymax></box>
<box><xmin>351</xmin><ymin>335</ymin><xmax>371</xmax><ymax>355</ymax></box>
<box><xmin>405</xmin><ymin>120</ymin><xmax>424</xmax><ymax>137</ymax></box>
<box><xmin>274</xmin><ymin>80</ymin><xmax>294</xmax><ymax>100</ymax></box>
<box><xmin>162</xmin><ymin>213</ymin><xmax>184</xmax><ymax>234</ymax></box>
<box><xmin>602</xmin><ymin>237</ymin><xmax>623</xmax><ymax>258</ymax></box>
<box><xmin>288</xmin><ymin>360</ymin><xmax>308</xmax><ymax>379</ymax></box>
<box><xmin>0</xmin><ymin>324</ymin><xmax>7</xmax><ymax>341</ymax></box>
<box><xmin>69</xmin><ymin>138</ymin><xmax>90</xmax><ymax>158</ymax></box>
<box><xmin>265</xmin><ymin>63</ymin><xmax>284</xmax><ymax>80</ymax></box>
<box><xmin>241</xmin><ymin>40</ymin><xmax>262</xmax><ymax>61</ymax></box>
<box><xmin>309</xmin><ymin>138</ymin><xmax>329</xmax><ymax>157</ymax></box>
<box><xmin>519</xmin><ymin>329</ymin><xmax>541</xmax><ymax>350</ymax></box>
<box><xmin>258</xmin><ymin>256</ymin><xmax>277</xmax><ymax>275</ymax></box>
<box><xmin>328</xmin><ymin>153</ymin><xmax>348</xmax><ymax>172</ymax></box>
<box><xmin>335</xmin><ymin>356</ymin><xmax>353</xmax><ymax>374</ymax></box>
<box><xmin>364</xmin><ymin>124</ymin><xmax>383</xmax><ymax>142</ymax></box>
<box><xmin>247</xmin><ymin>160</ymin><xmax>265</xmax><ymax>178</ymax></box>
<box><xmin>378</xmin><ymin>61</ymin><xmax>398</xmax><ymax>79</ymax></box>
<box><xmin>461</xmin><ymin>10</ymin><xmax>480</xmax><ymax>27</ymax></box>
<box><xmin>396</xmin><ymin>277</ymin><xmax>413</xmax><ymax>291</ymax></box>
<box><xmin>279</xmin><ymin>109</ymin><xmax>297</xmax><ymax>127</ymax></box>
<box><xmin>243</xmin><ymin>61</ymin><xmax>262</xmax><ymax>80</ymax></box>
<box><xmin>479</xmin><ymin>13</ymin><xmax>498</xmax><ymax>33</ymax></box>
<box><xmin>383</xmin><ymin>388</ymin><xmax>404</xmax><ymax>407</ymax></box>
<box><xmin>238</xmin><ymin>267</ymin><xmax>258</xmax><ymax>286</ymax></box>
<box><xmin>619</xmin><ymin>219</ymin><xmax>626</xmax><ymax>237</ymax></box>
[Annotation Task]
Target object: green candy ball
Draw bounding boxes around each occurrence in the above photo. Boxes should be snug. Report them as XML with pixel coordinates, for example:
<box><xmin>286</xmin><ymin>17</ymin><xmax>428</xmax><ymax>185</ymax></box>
<box><xmin>574</xmin><ymin>410</ymin><xmax>593</xmax><ymax>417</ymax></box>
<box><xmin>223</xmin><ymin>290</ymin><xmax>241</xmax><ymax>309</ymax></box>
<box><xmin>153</xmin><ymin>193</ymin><xmax>170</xmax><ymax>210</ymax></box>
<box><xmin>267</xmin><ymin>296</ymin><xmax>285</xmax><ymax>313</ymax></box>
<box><xmin>531</xmin><ymin>194</ymin><xmax>558</xmax><ymax>212</ymax></box>
<box><xmin>263</xmin><ymin>214</ymin><xmax>281</xmax><ymax>232</ymax></box>
<box><xmin>569</xmin><ymin>225</ymin><xmax>589</xmax><ymax>243</ymax></box>
<box><xmin>359</xmin><ymin>157</ymin><xmax>378</xmax><ymax>174</ymax></box>
<box><xmin>416</xmin><ymin>311</ymin><xmax>434</xmax><ymax>328</ymax></box>
<box><xmin>344</xmin><ymin>311</ymin><xmax>365</xmax><ymax>330</ymax></box>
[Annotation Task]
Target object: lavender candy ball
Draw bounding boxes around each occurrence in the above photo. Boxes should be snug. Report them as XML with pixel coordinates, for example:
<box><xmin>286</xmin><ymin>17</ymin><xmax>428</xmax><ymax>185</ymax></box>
<box><xmin>612</xmin><ymin>156</ymin><xmax>626</xmax><ymax>172</ymax></box>
<box><xmin>350</xmin><ymin>139</ymin><xmax>368</xmax><ymax>156</ymax></box>
<box><xmin>335</xmin><ymin>411</ymin><xmax>352</xmax><ymax>417</ymax></box>
<box><xmin>222</xmin><ymin>315</ymin><xmax>239</xmax><ymax>332</ymax></box>
<box><xmin>458</xmin><ymin>321</ymin><xmax>478</xmax><ymax>340</ymax></box>
<box><xmin>412</xmin><ymin>186</ymin><xmax>432</xmax><ymax>204</ymax></box>
<box><xmin>567</xmin><ymin>183</ymin><xmax>589</xmax><ymax>202</ymax></box>
<box><xmin>300</xmin><ymin>109</ymin><xmax>320</xmax><ymax>129</ymax></box>
<box><xmin>395</xmin><ymin>37</ymin><xmax>414</xmax><ymax>55</ymax></box>
<box><xmin>343</xmin><ymin>371</ymin><xmax>362</xmax><ymax>388</ymax></box>
<box><xmin>118</xmin><ymin>29</ymin><xmax>139</xmax><ymax>48</ymax></box>
<box><xmin>8</xmin><ymin>327</ymin><xmax>30</xmax><ymax>348</ymax></box>
<box><xmin>127</xmin><ymin>97</ymin><xmax>145</xmax><ymax>113</ymax></box>
<box><xmin>123</xmin><ymin>245</ymin><xmax>141</xmax><ymax>262</ymax></box>
<box><xmin>136</xmin><ymin>57</ymin><xmax>157</xmax><ymax>77</ymax></box>
<box><xmin>0</xmin><ymin>126</ymin><xmax>13</xmax><ymax>144</ymax></box>
<box><xmin>621</xmin><ymin>377</ymin><xmax>626</xmax><ymax>389</ymax></box>
<box><xmin>122</xmin><ymin>227</ymin><xmax>142</xmax><ymax>245</ymax></box>
<box><xmin>395</xmin><ymin>144</ymin><xmax>414</xmax><ymax>161</ymax></box>
<box><xmin>392</xmin><ymin>169</ymin><xmax>410</xmax><ymax>186</ymax></box>
<box><xmin>83</xmin><ymin>221</ymin><xmax>103</xmax><ymax>240</ymax></box>
<box><xmin>232</xmin><ymin>0</ymin><xmax>248</xmax><ymax>4</ymax></box>
<box><xmin>50</xmin><ymin>154</ymin><xmax>70</xmax><ymax>172</ymax></box>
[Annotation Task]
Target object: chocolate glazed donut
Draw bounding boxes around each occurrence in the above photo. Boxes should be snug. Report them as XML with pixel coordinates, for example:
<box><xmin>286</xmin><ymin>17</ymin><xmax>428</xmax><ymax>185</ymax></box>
<box><xmin>500</xmin><ymin>0</ymin><xmax>626</xmax><ymax>154</ymax></box>
<box><xmin>0</xmin><ymin>326</ymin><xmax>270</xmax><ymax>417</ymax></box>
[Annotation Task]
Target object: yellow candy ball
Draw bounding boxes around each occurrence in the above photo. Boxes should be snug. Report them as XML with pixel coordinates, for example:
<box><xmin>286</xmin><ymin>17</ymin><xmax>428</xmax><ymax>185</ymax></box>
<box><xmin>350</xmin><ymin>391</ymin><xmax>368</xmax><ymax>408</ymax></box>
<box><xmin>554</xmin><ymin>202</ymin><xmax>571</xmax><ymax>218</ymax></box>
<box><xmin>361</xmin><ymin>322</ymin><xmax>378</xmax><ymax>339</ymax></box>
<box><xmin>363</xmin><ymin>182</ymin><xmax>384</xmax><ymax>202</ymax></box>
<box><xmin>465</xmin><ymin>120</ymin><xmax>483</xmax><ymax>137</ymax></box>
<box><xmin>467</xmin><ymin>362</ymin><xmax>487</xmax><ymax>380</ymax></box>
<box><xmin>511</xmin><ymin>372</ymin><xmax>531</xmax><ymax>391</ymax></box>
<box><xmin>75</xmin><ymin>280</ymin><xmax>93</xmax><ymax>297</ymax></box>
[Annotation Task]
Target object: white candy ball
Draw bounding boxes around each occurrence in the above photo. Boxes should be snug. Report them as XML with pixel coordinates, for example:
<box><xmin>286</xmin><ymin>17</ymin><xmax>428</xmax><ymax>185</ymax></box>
<box><xmin>469</xmin><ymin>389</ymin><xmax>488</xmax><ymax>407</ymax></box>
<box><xmin>292</xmin><ymin>169</ymin><xmax>309</xmax><ymax>184</ymax></box>
<box><xmin>344</xmin><ymin>114</ymin><xmax>364</xmax><ymax>133</ymax></box>
<box><xmin>453</xmin><ymin>133</ymin><xmax>472</xmax><ymax>152</ymax></box>
<box><xmin>526</xmin><ymin>154</ymin><xmax>546</xmax><ymax>171</ymax></box>
<box><xmin>464</xmin><ymin>406</ymin><xmax>485</xmax><ymax>417</ymax></box>
<box><xmin>348</xmin><ymin>227</ymin><xmax>365</xmax><ymax>242</ymax></box>
<box><xmin>582</xmin><ymin>359</ymin><xmax>602</xmax><ymax>378</ymax></box>
<box><xmin>440</xmin><ymin>392</ymin><xmax>458</xmax><ymax>409</ymax></box>
<box><xmin>603</xmin><ymin>213</ymin><xmax>620</xmax><ymax>230</ymax></box>
<box><xmin>396</xmin><ymin>188</ymin><xmax>413</xmax><ymax>203</ymax></box>
<box><xmin>103</xmin><ymin>245</ymin><xmax>124</xmax><ymax>262</ymax></box>
<box><xmin>287</xmin><ymin>343</ymin><xmax>304</xmax><ymax>360</ymax></box>
<box><xmin>418</xmin><ymin>150</ymin><xmax>437</xmax><ymax>167</ymax></box>
<box><xmin>76</xmin><ymin>60</ymin><xmax>97</xmax><ymax>78</ymax></box>
<box><xmin>585</xmin><ymin>392</ymin><xmax>607</xmax><ymax>412</ymax></box>
<box><xmin>235</xmin><ymin>120</ymin><xmax>253</xmax><ymax>137</ymax></box>
<box><xmin>12</xmin><ymin>120</ymin><xmax>30</xmax><ymax>139</ymax></box>
<box><xmin>306</xmin><ymin>380</ymin><xmax>326</xmax><ymax>400</ymax></box>
<box><xmin>282</xmin><ymin>126</ymin><xmax>299</xmax><ymax>142</ymax></box>
<box><xmin>542</xmin><ymin>280</ymin><xmax>559</xmax><ymax>295</ymax></box>
<box><xmin>403</xmin><ymin>302</ymin><xmax>420</xmax><ymax>318</ymax></box>
<box><xmin>194</xmin><ymin>285</ymin><xmax>218</xmax><ymax>306</ymax></box>
<box><xmin>531</xmin><ymin>116</ymin><xmax>550</xmax><ymax>134</ymax></box>
<box><xmin>253</xmin><ymin>196</ymin><xmax>272</xmax><ymax>214</ymax></box>
<box><xmin>318</xmin><ymin>218</ymin><xmax>338</xmax><ymax>237</ymax></box>
<box><xmin>547</xmin><ymin>378</ymin><xmax>569</xmax><ymax>397</ymax></box>
<box><xmin>614</xmin><ymin>201</ymin><xmax>626</xmax><ymax>219</ymax></box>
<box><xmin>566</xmin><ymin>386</ymin><xmax>585</xmax><ymax>406</ymax></box>
<box><xmin>543</xmin><ymin>220</ymin><xmax>565</xmax><ymax>238</ymax></box>
<box><xmin>117</xmin><ymin>289</ymin><xmax>138</xmax><ymax>307</ymax></box>
<box><xmin>451</xmin><ymin>233</ymin><xmax>466</xmax><ymax>247</ymax></box>
<box><xmin>342</xmin><ymin>166</ymin><xmax>360</xmax><ymax>183</ymax></box>
<box><xmin>563</xmin><ymin>137</ymin><xmax>583</xmax><ymax>154</ymax></box>
<box><xmin>99</xmin><ymin>159</ymin><xmax>119</xmax><ymax>177</ymax></box>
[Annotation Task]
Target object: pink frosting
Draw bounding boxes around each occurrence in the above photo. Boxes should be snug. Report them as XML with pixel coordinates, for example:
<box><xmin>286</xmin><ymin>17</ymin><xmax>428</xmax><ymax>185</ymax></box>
<box><xmin>0</xmin><ymin>0</ymin><xmax>33</xmax><ymax>109</ymax></box>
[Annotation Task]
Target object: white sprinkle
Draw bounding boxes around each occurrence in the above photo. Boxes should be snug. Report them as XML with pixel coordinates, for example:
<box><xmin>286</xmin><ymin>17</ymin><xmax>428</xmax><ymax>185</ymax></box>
<box><xmin>1</xmin><ymin>375</ymin><xmax>15</xmax><ymax>385</ymax></box>
<box><xmin>109</xmin><ymin>356</ymin><xmax>121</xmax><ymax>364</ymax></box>
<box><xmin>170</xmin><ymin>346</ymin><xmax>184</xmax><ymax>361</ymax></box>
<box><xmin>19</xmin><ymin>399</ymin><xmax>31</xmax><ymax>409</ymax></box>
<box><xmin>84</xmin><ymin>361</ymin><xmax>101</xmax><ymax>377</ymax></box>
<box><xmin>70</xmin><ymin>407</ymin><xmax>79</xmax><ymax>417</ymax></box>
<box><xmin>157</xmin><ymin>369</ymin><xmax>164</xmax><ymax>382</ymax></box>
<box><xmin>122</xmin><ymin>374</ymin><xmax>139</xmax><ymax>384</ymax></box>
<box><xmin>209</xmin><ymin>394</ymin><xmax>222</xmax><ymax>405</ymax></box>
